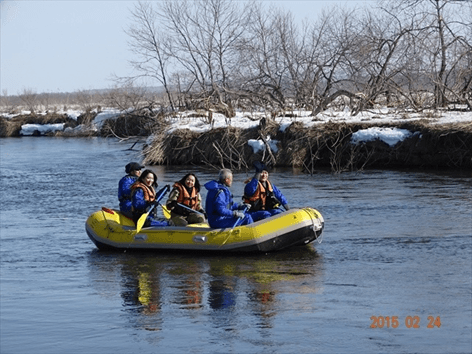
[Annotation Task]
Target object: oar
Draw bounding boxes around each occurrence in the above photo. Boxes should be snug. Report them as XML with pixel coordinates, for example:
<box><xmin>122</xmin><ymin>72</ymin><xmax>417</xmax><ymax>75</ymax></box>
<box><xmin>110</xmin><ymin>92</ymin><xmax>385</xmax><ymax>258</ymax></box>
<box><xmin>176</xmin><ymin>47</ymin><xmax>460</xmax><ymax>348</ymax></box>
<box><xmin>220</xmin><ymin>206</ymin><xmax>249</xmax><ymax>248</ymax></box>
<box><xmin>176</xmin><ymin>203</ymin><xmax>205</xmax><ymax>216</ymax></box>
<box><xmin>161</xmin><ymin>205</ymin><xmax>171</xmax><ymax>219</ymax></box>
<box><xmin>136</xmin><ymin>185</ymin><xmax>170</xmax><ymax>233</ymax></box>
<box><xmin>231</xmin><ymin>206</ymin><xmax>249</xmax><ymax>229</ymax></box>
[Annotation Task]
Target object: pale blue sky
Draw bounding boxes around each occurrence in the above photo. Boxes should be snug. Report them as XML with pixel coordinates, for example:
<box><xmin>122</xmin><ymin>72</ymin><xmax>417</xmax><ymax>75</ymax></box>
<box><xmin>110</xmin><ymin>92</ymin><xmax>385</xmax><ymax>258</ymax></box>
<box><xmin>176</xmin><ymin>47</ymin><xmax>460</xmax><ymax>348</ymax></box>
<box><xmin>1</xmin><ymin>0</ymin><xmax>367</xmax><ymax>95</ymax></box>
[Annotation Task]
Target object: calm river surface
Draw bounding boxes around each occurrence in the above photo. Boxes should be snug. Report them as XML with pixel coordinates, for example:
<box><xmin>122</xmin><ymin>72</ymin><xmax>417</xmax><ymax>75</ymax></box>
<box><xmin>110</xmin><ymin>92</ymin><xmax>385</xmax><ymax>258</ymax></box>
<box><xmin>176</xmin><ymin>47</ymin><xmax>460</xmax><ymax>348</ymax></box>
<box><xmin>1</xmin><ymin>137</ymin><xmax>471</xmax><ymax>354</ymax></box>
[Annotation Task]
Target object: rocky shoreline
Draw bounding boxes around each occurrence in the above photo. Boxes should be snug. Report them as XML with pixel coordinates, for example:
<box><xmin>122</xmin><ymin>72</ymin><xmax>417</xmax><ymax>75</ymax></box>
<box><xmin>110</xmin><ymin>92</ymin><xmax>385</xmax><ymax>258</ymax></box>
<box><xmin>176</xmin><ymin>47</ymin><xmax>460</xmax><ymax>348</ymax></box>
<box><xmin>1</xmin><ymin>112</ymin><xmax>471</xmax><ymax>172</ymax></box>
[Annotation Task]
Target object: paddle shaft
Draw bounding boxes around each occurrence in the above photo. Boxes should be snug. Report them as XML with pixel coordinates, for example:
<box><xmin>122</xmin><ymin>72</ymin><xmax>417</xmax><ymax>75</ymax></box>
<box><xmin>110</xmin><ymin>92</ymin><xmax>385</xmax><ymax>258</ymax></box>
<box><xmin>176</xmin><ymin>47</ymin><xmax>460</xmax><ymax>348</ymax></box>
<box><xmin>231</xmin><ymin>206</ymin><xmax>249</xmax><ymax>229</ymax></box>
<box><xmin>135</xmin><ymin>185</ymin><xmax>170</xmax><ymax>233</ymax></box>
<box><xmin>219</xmin><ymin>206</ymin><xmax>249</xmax><ymax>248</ymax></box>
<box><xmin>176</xmin><ymin>203</ymin><xmax>205</xmax><ymax>216</ymax></box>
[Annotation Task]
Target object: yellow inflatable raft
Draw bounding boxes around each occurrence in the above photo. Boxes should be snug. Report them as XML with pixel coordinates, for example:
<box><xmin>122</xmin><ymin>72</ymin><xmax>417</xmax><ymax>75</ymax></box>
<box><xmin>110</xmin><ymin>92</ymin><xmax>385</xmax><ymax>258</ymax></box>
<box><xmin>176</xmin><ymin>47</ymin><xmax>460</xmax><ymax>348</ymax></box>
<box><xmin>85</xmin><ymin>207</ymin><xmax>324</xmax><ymax>253</ymax></box>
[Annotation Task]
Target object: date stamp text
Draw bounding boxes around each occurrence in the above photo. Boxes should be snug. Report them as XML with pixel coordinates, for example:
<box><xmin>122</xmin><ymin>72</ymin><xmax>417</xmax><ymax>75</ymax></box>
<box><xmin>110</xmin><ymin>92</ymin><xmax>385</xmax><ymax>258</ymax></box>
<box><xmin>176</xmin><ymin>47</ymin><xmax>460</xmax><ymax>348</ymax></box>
<box><xmin>370</xmin><ymin>316</ymin><xmax>441</xmax><ymax>329</ymax></box>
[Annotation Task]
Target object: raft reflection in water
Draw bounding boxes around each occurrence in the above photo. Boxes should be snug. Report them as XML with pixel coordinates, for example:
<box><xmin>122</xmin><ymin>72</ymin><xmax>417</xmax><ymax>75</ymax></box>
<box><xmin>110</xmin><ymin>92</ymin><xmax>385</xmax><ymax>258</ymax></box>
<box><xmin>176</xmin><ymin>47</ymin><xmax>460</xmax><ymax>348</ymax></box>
<box><xmin>87</xmin><ymin>248</ymin><xmax>323</xmax><ymax>331</ymax></box>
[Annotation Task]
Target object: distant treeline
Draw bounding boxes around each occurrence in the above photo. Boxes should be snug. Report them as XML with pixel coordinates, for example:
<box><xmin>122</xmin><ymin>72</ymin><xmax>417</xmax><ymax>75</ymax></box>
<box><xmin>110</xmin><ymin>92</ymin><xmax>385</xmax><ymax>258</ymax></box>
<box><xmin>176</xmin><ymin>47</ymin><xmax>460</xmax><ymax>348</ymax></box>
<box><xmin>1</xmin><ymin>0</ymin><xmax>471</xmax><ymax>117</ymax></box>
<box><xmin>0</xmin><ymin>87</ymin><xmax>166</xmax><ymax>116</ymax></box>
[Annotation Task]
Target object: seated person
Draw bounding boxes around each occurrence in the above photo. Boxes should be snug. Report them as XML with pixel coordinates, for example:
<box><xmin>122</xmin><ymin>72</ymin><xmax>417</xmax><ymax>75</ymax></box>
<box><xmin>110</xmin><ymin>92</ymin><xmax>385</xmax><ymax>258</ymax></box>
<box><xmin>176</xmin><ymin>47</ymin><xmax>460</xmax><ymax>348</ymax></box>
<box><xmin>204</xmin><ymin>168</ymin><xmax>253</xmax><ymax>228</ymax></box>
<box><xmin>243</xmin><ymin>162</ymin><xmax>289</xmax><ymax>222</ymax></box>
<box><xmin>131</xmin><ymin>169</ymin><xmax>169</xmax><ymax>227</ymax></box>
<box><xmin>166</xmin><ymin>173</ymin><xmax>206</xmax><ymax>226</ymax></box>
<box><xmin>118</xmin><ymin>162</ymin><xmax>144</xmax><ymax>218</ymax></box>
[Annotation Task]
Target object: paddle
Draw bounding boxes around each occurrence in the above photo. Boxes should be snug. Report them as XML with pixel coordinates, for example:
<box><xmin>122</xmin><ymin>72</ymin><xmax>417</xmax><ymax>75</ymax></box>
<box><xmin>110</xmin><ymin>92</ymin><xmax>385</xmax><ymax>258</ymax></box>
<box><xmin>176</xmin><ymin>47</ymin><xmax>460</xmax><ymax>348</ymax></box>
<box><xmin>176</xmin><ymin>203</ymin><xmax>205</xmax><ymax>216</ymax></box>
<box><xmin>231</xmin><ymin>206</ymin><xmax>249</xmax><ymax>229</ymax></box>
<box><xmin>135</xmin><ymin>184</ymin><xmax>170</xmax><ymax>233</ymax></box>
<box><xmin>161</xmin><ymin>205</ymin><xmax>171</xmax><ymax>219</ymax></box>
<box><xmin>220</xmin><ymin>206</ymin><xmax>249</xmax><ymax>248</ymax></box>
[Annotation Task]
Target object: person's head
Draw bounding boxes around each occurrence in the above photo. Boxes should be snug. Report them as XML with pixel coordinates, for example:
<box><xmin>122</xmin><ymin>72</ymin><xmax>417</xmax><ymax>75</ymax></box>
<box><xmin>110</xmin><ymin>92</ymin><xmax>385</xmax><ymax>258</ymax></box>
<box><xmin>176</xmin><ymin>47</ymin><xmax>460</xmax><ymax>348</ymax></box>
<box><xmin>179</xmin><ymin>173</ymin><xmax>201</xmax><ymax>192</ymax></box>
<box><xmin>259</xmin><ymin>170</ymin><xmax>269</xmax><ymax>182</ymax></box>
<box><xmin>218</xmin><ymin>168</ymin><xmax>233</xmax><ymax>187</ymax></box>
<box><xmin>125</xmin><ymin>162</ymin><xmax>144</xmax><ymax>177</ymax></box>
<box><xmin>138</xmin><ymin>169</ymin><xmax>158</xmax><ymax>188</ymax></box>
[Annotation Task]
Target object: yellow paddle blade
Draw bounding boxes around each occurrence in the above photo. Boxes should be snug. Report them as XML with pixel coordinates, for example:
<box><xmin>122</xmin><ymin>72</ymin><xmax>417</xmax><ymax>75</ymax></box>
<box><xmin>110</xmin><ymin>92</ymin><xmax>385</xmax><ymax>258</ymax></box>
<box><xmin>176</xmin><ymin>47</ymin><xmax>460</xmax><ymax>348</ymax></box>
<box><xmin>161</xmin><ymin>205</ymin><xmax>171</xmax><ymax>219</ymax></box>
<box><xmin>135</xmin><ymin>212</ymin><xmax>149</xmax><ymax>233</ymax></box>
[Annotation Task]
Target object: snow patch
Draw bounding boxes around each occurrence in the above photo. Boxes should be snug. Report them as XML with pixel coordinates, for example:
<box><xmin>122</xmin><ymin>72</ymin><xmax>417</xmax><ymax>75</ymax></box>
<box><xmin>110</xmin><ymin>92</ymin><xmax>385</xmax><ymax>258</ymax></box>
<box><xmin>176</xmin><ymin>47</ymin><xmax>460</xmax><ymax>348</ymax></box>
<box><xmin>248</xmin><ymin>136</ymin><xmax>279</xmax><ymax>153</ymax></box>
<box><xmin>351</xmin><ymin>127</ymin><xmax>413</xmax><ymax>147</ymax></box>
<box><xmin>20</xmin><ymin>123</ymin><xmax>64</xmax><ymax>136</ymax></box>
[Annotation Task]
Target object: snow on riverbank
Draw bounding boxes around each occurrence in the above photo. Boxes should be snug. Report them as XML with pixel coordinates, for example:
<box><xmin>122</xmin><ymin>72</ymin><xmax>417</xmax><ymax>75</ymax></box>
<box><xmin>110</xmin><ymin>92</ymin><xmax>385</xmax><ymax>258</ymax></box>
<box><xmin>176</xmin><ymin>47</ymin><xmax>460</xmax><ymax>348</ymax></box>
<box><xmin>15</xmin><ymin>107</ymin><xmax>472</xmax><ymax>149</ymax></box>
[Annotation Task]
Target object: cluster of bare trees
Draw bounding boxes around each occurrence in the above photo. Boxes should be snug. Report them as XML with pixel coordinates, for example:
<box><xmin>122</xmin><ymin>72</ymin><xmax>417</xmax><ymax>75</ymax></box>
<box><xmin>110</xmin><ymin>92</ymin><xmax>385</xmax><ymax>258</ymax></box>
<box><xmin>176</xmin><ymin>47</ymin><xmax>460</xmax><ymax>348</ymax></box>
<box><xmin>122</xmin><ymin>0</ymin><xmax>471</xmax><ymax>116</ymax></box>
<box><xmin>2</xmin><ymin>0</ymin><xmax>469</xmax><ymax>118</ymax></box>
<box><xmin>0</xmin><ymin>85</ymin><xmax>167</xmax><ymax>116</ymax></box>
<box><xmin>0</xmin><ymin>88</ymin><xmax>103</xmax><ymax>115</ymax></box>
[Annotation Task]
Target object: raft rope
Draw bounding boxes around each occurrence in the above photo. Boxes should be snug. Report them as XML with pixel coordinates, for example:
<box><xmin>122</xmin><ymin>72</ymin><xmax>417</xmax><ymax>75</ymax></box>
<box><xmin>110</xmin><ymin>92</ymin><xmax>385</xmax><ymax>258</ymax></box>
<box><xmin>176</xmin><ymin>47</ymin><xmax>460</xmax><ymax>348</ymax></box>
<box><xmin>98</xmin><ymin>208</ymin><xmax>133</xmax><ymax>252</ymax></box>
<box><xmin>101</xmin><ymin>208</ymin><xmax>112</xmax><ymax>233</ymax></box>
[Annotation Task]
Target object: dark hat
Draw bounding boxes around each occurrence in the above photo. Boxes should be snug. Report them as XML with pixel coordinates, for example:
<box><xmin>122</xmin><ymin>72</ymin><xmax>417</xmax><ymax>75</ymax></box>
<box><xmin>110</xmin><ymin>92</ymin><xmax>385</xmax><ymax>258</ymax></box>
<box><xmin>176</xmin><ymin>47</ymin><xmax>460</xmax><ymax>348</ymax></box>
<box><xmin>253</xmin><ymin>161</ymin><xmax>269</xmax><ymax>173</ymax></box>
<box><xmin>125</xmin><ymin>162</ymin><xmax>144</xmax><ymax>174</ymax></box>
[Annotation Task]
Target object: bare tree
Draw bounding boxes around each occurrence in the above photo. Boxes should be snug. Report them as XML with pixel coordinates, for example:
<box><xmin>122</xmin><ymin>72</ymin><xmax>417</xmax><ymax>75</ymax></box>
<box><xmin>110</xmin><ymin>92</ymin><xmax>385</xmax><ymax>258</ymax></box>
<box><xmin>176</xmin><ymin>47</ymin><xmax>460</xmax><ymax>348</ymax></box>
<box><xmin>74</xmin><ymin>90</ymin><xmax>99</xmax><ymax>113</ymax></box>
<box><xmin>121</xmin><ymin>0</ymin><xmax>470</xmax><ymax>117</ymax></box>
<box><xmin>159</xmin><ymin>0</ymin><xmax>254</xmax><ymax>115</ymax></box>
<box><xmin>0</xmin><ymin>90</ymin><xmax>16</xmax><ymax>113</ymax></box>
<box><xmin>126</xmin><ymin>1</ymin><xmax>175</xmax><ymax>111</ymax></box>
<box><xmin>380</xmin><ymin>0</ymin><xmax>472</xmax><ymax>108</ymax></box>
<box><xmin>307</xmin><ymin>7</ymin><xmax>367</xmax><ymax>115</ymax></box>
<box><xmin>19</xmin><ymin>88</ymin><xmax>38</xmax><ymax>114</ymax></box>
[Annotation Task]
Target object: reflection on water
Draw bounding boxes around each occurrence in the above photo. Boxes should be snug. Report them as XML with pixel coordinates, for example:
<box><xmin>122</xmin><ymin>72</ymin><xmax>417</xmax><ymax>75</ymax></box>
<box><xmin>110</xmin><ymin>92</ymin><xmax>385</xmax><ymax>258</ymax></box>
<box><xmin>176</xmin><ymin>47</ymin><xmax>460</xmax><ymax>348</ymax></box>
<box><xmin>87</xmin><ymin>247</ymin><xmax>323</xmax><ymax>332</ymax></box>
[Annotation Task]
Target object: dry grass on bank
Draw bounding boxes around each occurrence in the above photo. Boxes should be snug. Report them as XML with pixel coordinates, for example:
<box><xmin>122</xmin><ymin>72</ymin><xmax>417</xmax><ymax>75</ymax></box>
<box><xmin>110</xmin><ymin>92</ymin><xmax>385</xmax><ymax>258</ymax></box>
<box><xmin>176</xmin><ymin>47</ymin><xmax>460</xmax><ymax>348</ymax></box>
<box><xmin>2</xmin><ymin>110</ymin><xmax>471</xmax><ymax>171</ymax></box>
<box><xmin>142</xmin><ymin>119</ymin><xmax>472</xmax><ymax>172</ymax></box>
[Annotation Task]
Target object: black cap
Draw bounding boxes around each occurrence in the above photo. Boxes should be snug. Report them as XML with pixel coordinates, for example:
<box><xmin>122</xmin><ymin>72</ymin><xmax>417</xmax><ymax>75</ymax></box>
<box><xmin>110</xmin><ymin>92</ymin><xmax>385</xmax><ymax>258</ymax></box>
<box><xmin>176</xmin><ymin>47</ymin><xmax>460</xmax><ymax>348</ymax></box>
<box><xmin>253</xmin><ymin>161</ymin><xmax>269</xmax><ymax>173</ymax></box>
<box><xmin>125</xmin><ymin>162</ymin><xmax>144</xmax><ymax>174</ymax></box>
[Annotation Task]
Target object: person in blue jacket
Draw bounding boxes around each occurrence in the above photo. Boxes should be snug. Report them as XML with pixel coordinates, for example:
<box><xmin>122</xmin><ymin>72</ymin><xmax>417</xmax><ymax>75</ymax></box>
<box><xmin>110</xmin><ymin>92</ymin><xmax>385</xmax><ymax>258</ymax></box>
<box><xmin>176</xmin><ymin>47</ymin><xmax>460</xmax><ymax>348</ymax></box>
<box><xmin>204</xmin><ymin>168</ymin><xmax>253</xmax><ymax>228</ymax></box>
<box><xmin>243</xmin><ymin>162</ymin><xmax>289</xmax><ymax>222</ymax></box>
<box><xmin>131</xmin><ymin>169</ymin><xmax>169</xmax><ymax>227</ymax></box>
<box><xmin>118</xmin><ymin>162</ymin><xmax>144</xmax><ymax>218</ymax></box>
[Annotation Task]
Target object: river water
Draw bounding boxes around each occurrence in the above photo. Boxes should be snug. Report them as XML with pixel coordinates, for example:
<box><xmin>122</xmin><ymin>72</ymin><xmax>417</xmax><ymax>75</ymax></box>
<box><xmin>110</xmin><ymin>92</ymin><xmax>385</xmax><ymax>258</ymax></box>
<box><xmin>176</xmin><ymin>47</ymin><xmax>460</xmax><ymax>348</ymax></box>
<box><xmin>1</xmin><ymin>137</ymin><xmax>471</xmax><ymax>354</ymax></box>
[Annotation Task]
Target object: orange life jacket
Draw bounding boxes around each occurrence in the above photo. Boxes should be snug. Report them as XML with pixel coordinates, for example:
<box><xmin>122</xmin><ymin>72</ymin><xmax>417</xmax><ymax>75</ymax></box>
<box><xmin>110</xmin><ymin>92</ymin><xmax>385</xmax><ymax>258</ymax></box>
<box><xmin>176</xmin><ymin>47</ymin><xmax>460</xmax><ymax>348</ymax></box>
<box><xmin>173</xmin><ymin>182</ymin><xmax>198</xmax><ymax>209</ymax></box>
<box><xmin>131</xmin><ymin>181</ymin><xmax>156</xmax><ymax>202</ymax></box>
<box><xmin>243</xmin><ymin>180</ymin><xmax>274</xmax><ymax>210</ymax></box>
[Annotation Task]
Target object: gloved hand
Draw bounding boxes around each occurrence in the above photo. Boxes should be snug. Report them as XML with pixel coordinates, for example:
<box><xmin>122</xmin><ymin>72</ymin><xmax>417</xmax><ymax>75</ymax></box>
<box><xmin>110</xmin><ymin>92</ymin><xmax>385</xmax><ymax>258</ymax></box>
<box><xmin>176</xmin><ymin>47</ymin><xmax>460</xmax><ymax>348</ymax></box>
<box><xmin>238</xmin><ymin>202</ymin><xmax>251</xmax><ymax>210</ymax></box>
<box><xmin>233</xmin><ymin>210</ymin><xmax>245</xmax><ymax>219</ymax></box>
<box><xmin>283</xmin><ymin>204</ymin><xmax>290</xmax><ymax>211</ymax></box>
<box><xmin>167</xmin><ymin>200</ymin><xmax>177</xmax><ymax>210</ymax></box>
<box><xmin>253</xmin><ymin>161</ymin><xmax>267</xmax><ymax>173</ymax></box>
<box><xmin>157</xmin><ymin>185</ymin><xmax>170</xmax><ymax>196</ymax></box>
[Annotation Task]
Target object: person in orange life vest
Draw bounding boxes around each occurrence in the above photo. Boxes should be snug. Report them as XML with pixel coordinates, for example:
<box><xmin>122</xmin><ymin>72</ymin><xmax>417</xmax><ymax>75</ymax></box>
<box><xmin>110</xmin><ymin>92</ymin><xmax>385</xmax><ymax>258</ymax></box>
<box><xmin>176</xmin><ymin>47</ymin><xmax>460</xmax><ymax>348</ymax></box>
<box><xmin>131</xmin><ymin>169</ymin><xmax>169</xmax><ymax>227</ymax></box>
<box><xmin>166</xmin><ymin>173</ymin><xmax>206</xmax><ymax>226</ymax></box>
<box><xmin>118</xmin><ymin>162</ymin><xmax>144</xmax><ymax>219</ymax></box>
<box><xmin>243</xmin><ymin>162</ymin><xmax>289</xmax><ymax>222</ymax></box>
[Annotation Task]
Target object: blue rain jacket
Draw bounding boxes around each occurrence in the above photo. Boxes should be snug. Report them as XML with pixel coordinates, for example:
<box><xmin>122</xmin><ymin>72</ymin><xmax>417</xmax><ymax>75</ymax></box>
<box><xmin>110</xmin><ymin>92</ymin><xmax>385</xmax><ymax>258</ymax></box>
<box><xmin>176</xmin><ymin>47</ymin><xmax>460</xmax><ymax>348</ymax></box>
<box><xmin>118</xmin><ymin>175</ymin><xmax>138</xmax><ymax>213</ymax></box>
<box><xmin>131</xmin><ymin>187</ymin><xmax>169</xmax><ymax>227</ymax></box>
<box><xmin>244</xmin><ymin>177</ymin><xmax>288</xmax><ymax>221</ymax></box>
<box><xmin>244</xmin><ymin>177</ymin><xmax>288</xmax><ymax>207</ymax></box>
<box><xmin>204</xmin><ymin>180</ymin><xmax>252</xmax><ymax>228</ymax></box>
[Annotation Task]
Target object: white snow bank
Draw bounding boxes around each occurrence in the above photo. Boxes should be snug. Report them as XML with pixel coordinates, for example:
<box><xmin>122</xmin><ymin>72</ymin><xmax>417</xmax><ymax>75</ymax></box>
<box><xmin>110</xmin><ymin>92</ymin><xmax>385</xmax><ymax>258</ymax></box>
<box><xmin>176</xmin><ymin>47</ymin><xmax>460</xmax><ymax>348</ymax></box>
<box><xmin>92</xmin><ymin>109</ymin><xmax>122</xmax><ymax>128</ymax></box>
<box><xmin>20</xmin><ymin>123</ymin><xmax>64</xmax><ymax>136</ymax></box>
<box><xmin>166</xmin><ymin>112</ymin><xmax>260</xmax><ymax>134</ymax></box>
<box><xmin>351</xmin><ymin>127</ymin><xmax>415</xmax><ymax>147</ymax></box>
<box><xmin>248</xmin><ymin>136</ymin><xmax>279</xmax><ymax>153</ymax></box>
<box><xmin>248</xmin><ymin>139</ymin><xmax>265</xmax><ymax>153</ymax></box>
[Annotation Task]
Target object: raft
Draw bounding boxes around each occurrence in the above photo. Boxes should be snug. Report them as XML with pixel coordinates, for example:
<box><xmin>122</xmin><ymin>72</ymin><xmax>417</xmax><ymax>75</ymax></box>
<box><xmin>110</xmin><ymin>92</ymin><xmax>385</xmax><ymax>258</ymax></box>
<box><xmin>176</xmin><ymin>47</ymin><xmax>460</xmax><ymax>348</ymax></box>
<box><xmin>85</xmin><ymin>207</ymin><xmax>324</xmax><ymax>253</ymax></box>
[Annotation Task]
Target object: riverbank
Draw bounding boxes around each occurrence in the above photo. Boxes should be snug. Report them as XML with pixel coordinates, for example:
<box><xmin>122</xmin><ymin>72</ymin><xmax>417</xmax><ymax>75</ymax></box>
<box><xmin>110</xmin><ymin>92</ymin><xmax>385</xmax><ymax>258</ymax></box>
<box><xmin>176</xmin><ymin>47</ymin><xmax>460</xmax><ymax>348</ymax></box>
<box><xmin>1</xmin><ymin>109</ymin><xmax>471</xmax><ymax>171</ymax></box>
<box><xmin>142</xmin><ymin>120</ymin><xmax>472</xmax><ymax>172</ymax></box>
